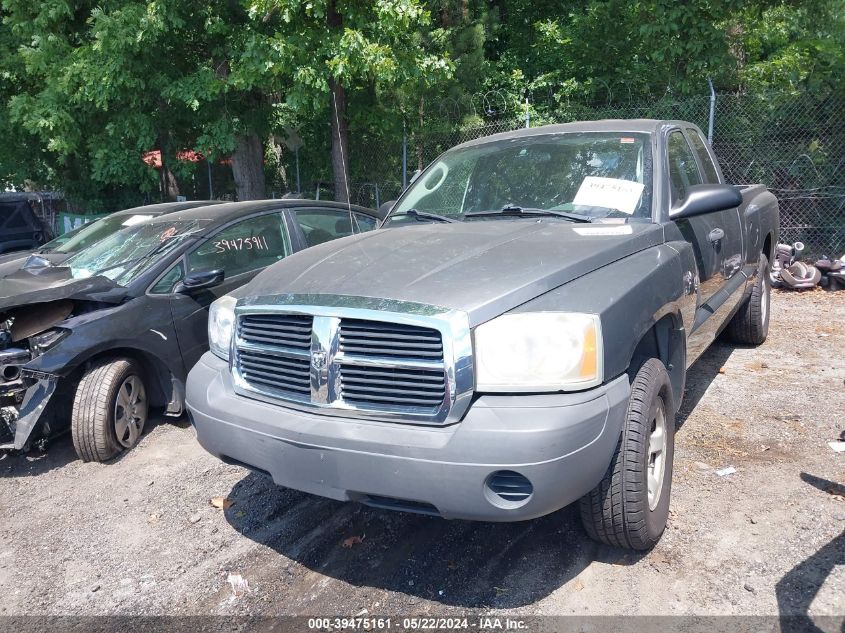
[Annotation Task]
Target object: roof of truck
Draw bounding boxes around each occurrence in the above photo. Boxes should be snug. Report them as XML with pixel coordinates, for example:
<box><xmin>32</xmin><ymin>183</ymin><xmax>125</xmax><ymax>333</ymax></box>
<box><xmin>453</xmin><ymin>119</ymin><xmax>700</xmax><ymax>151</ymax></box>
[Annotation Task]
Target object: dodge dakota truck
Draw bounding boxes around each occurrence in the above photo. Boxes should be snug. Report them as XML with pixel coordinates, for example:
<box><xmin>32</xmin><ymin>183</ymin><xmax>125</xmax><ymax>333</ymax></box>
<box><xmin>186</xmin><ymin>120</ymin><xmax>778</xmax><ymax>550</ymax></box>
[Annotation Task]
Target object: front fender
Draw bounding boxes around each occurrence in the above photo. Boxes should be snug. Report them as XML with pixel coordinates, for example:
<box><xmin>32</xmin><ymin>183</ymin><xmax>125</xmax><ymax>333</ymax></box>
<box><xmin>23</xmin><ymin>297</ymin><xmax>184</xmax><ymax>382</ymax></box>
<box><xmin>512</xmin><ymin>244</ymin><xmax>693</xmax><ymax>385</ymax></box>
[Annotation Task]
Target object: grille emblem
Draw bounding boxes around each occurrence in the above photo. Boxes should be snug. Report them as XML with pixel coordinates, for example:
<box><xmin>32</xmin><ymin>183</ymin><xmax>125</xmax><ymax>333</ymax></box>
<box><xmin>311</xmin><ymin>350</ymin><xmax>327</xmax><ymax>371</ymax></box>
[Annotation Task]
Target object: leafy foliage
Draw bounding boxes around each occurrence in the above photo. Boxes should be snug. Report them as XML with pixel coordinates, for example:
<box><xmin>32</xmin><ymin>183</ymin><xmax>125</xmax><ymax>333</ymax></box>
<box><xmin>0</xmin><ymin>0</ymin><xmax>841</xmax><ymax>205</ymax></box>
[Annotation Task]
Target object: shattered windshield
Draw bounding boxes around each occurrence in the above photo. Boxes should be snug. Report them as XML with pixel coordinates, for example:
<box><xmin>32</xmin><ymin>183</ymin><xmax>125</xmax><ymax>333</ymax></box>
<box><xmin>52</xmin><ymin>212</ymin><xmax>160</xmax><ymax>254</ymax></box>
<box><xmin>390</xmin><ymin>132</ymin><xmax>653</xmax><ymax>222</ymax></box>
<box><xmin>65</xmin><ymin>219</ymin><xmax>206</xmax><ymax>284</ymax></box>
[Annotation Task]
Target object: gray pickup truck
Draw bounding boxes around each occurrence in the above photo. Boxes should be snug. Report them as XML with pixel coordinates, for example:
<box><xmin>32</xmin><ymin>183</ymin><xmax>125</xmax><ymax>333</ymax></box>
<box><xmin>186</xmin><ymin>120</ymin><xmax>778</xmax><ymax>550</ymax></box>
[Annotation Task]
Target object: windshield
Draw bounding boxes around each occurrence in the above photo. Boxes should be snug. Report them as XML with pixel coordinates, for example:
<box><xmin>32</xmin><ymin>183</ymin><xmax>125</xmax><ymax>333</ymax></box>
<box><xmin>64</xmin><ymin>219</ymin><xmax>205</xmax><ymax>284</ymax></box>
<box><xmin>391</xmin><ymin>132</ymin><xmax>653</xmax><ymax>222</ymax></box>
<box><xmin>52</xmin><ymin>212</ymin><xmax>159</xmax><ymax>254</ymax></box>
<box><xmin>38</xmin><ymin>222</ymin><xmax>89</xmax><ymax>252</ymax></box>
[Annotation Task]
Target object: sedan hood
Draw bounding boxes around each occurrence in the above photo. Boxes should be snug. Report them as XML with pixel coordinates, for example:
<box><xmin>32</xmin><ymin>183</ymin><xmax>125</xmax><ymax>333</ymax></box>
<box><xmin>0</xmin><ymin>251</ymin><xmax>71</xmax><ymax>280</ymax></box>
<box><xmin>245</xmin><ymin>220</ymin><xmax>665</xmax><ymax>325</ymax></box>
<box><xmin>0</xmin><ymin>267</ymin><xmax>126</xmax><ymax>313</ymax></box>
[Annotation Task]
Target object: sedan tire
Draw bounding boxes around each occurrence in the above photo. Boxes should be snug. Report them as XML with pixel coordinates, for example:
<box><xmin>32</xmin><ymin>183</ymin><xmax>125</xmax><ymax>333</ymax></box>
<box><xmin>71</xmin><ymin>358</ymin><xmax>148</xmax><ymax>463</ymax></box>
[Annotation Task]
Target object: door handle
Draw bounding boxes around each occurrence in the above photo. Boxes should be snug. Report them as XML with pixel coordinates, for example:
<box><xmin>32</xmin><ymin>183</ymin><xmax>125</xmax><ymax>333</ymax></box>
<box><xmin>708</xmin><ymin>228</ymin><xmax>725</xmax><ymax>243</ymax></box>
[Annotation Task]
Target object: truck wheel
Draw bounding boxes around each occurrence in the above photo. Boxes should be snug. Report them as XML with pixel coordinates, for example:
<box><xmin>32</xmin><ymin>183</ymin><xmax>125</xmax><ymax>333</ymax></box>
<box><xmin>71</xmin><ymin>358</ymin><xmax>148</xmax><ymax>463</ymax></box>
<box><xmin>579</xmin><ymin>358</ymin><xmax>675</xmax><ymax>550</ymax></box>
<box><xmin>727</xmin><ymin>253</ymin><xmax>770</xmax><ymax>345</ymax></box>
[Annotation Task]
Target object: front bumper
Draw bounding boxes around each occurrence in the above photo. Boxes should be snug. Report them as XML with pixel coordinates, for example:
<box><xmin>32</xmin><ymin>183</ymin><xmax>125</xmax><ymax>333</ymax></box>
<box><xmin>187</xmin><ymin>353</ymin><xmax>630</xmax><ymax>521</ymax></box>
<box><xmin>0</xmin><ymin>371</ymin><xmax>58</xmax><ymax>450</ymax></box>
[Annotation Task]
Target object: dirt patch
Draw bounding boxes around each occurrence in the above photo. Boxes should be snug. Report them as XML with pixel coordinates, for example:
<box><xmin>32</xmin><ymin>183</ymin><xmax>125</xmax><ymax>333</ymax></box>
<box><xmin>0</xmin><ymin>290</ymin><xmax>843</xmax><ymax>618</ymax></box>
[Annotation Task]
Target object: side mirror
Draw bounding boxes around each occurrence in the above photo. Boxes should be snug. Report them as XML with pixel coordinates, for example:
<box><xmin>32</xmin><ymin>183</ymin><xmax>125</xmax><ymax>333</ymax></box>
<box><xmin>671</xmin><ymin>184</ymin><xmax>742</xmax><ymax>220</ymax></box>
<box><xmin>378</xmin><ymin>200</ymin><xmax>396</xmax><ymax>219</ymax></box>
<box><xmin>175</xmin><ymin>269</ymin><xmax>225</xmax><ymax>293</ymax></box>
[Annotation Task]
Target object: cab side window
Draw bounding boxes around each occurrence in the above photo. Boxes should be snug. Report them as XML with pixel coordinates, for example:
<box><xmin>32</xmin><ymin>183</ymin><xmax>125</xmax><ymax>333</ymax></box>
<box><xmin>187</xmin><ymin>212</ymin><xmax>290</xmax><ymax>278</ymax></box>
<box><xmin>667</xmin><ymin>131</ymin><xmax>703</xmax><ymax>208</ymax></box>
<box><xmin>686</xmin><ymin>130</ymin><xmax>720</xmax><ymax>184</ymax></box>
<box><xmin>353</xmin><ymin>213</ymin><xmax>378</xmax><ymax>233</ymax></box>
<box><xmin>293</xmin><ymin>209</ymin><xmax>377</xmax><ymax>248</ymax></box>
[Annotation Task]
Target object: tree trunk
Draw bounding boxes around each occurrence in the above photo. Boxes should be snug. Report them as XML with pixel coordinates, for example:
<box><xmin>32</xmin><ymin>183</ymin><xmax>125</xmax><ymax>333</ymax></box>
<box><xmin>160</xmin><ymin>167</ymin><xmax>180</xmax><ymax>202</ymax></box>
<box><xmin>268</xmin><ymin>134</ymin><xmax>288</xmax><ymax>194</ymax></box>
<box><xmin>157</xmin><ymin>131</ymin><xmax>180</xmax><ymax>201</ymax></box>
<box><xmin>231</xmin><ymin>133</ymin><xmax>266</xmax><ymax>200</ymax></box>
<box><xmin>327</xmin><ymin>1</ymin><xmax>350</xmax><ymax>204</ymax></box>
<box><xmin>329</xmin><ymin>77</ymin><xmax>350</xmax><ymax>204</ymax></box>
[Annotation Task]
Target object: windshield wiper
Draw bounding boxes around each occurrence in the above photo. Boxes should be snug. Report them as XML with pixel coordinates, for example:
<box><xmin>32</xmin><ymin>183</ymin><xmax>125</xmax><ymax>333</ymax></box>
<box><xmin>465</xmin><ymin>205</ymin><xmax>593</xmax><ymax>223</ymax></box>
<box><xmin>389</xmin><ymin>209</ymin><xmax>458</xmax><ymax>223</ymax></box>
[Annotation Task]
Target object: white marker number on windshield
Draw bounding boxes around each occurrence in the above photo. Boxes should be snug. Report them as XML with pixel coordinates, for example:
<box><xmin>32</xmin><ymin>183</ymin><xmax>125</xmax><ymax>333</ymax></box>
<box><xmin>213</xmin><ymin>236</ymin><xmax>269</xmax><ymax>253</ymax></box>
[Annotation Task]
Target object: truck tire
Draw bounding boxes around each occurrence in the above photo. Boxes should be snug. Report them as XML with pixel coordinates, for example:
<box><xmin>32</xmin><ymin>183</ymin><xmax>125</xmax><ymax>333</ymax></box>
<box><xmin>71</xmin><ymin>358</ymin><xmax>148</xmax><ymax>463</ymax></box>
<box><xmin>579</xmin><ymin>358</ymin><xmax>675</xmax><ymax>550</ymax></box>
<box><xmin>727</xmin><ymin>253</ymin><xmax>770</xmax><ymax>345</ymax></box>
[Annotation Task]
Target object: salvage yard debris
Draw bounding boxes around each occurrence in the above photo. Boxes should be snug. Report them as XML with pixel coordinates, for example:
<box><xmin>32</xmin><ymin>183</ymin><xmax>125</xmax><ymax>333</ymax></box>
<box><xmin>771</xmin><ymin>241</ymin><xmax>845</xmax><ymax>290</ymax></box>
<box><xmin>210</xmin><ymin>496</ymin><xmax>234</xmax><ymax>510</ymax></box>
<box><xmin>342</xmin><ymin>535</ymin><xmax>365</xmax><ymax>548</ymax></box>
<box><xmin>829</xmin><ymin>441</ymin><xmax>845</xmax><ymax>453</ymax></box>
<box><xmin>226</xmin><ymin>573</ymin><xmax>249</xmax><ymax>597</ymax></box>
<box><xmin>716</xmin><ymin>466</ymin><xmax>737</xmax><ymax>477</ymax></box>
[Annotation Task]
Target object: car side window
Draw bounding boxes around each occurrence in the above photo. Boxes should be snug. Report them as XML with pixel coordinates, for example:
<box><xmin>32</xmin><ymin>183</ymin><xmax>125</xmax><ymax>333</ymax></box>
<box><xmin>186</xmin><ymin>212</ymin><xmax>290</xmax><ymax>278</ymax></box>
<box><xmin>667</xmin><ymin>131</ymin><xmax>703</xmax><ymax>208</ymax></box>
<box><xmin>293</xmin><ymin>209</ymin><xmax>376</xmax><ymax>248</ymax></box>
<box><xmin>149</xmin><ymin>262</ymin><xmax>184</xmax><ymax>294</ymax></box>
<box><xmin>353</xmin><ymin>213</ymin><xmax>378</xmax><ymax>233</ymax></box>
<box><xmin>686</xmin><ymin>129</ymin><xmax>720</xmax><ymax>184</ymax></box>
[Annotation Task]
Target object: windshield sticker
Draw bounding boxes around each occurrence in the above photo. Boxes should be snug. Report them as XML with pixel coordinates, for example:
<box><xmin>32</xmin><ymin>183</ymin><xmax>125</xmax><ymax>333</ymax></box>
<box><xmin>573</xmin><ymin>225</ymin><xmax>634</xmax><ymax>236</ymax></box>
<box><xmin>573</xmin><ymin>176</ymin><xmax>644</xmax><ymax>215</ymax></box>
<box><xmin>121</xmin><ymin>214</ymin><xmax>154</xmax><ymax>227</ymax></box>
<box><xmin>620</xmin><ymin>137</ymin><xmax>636</xmax><ymax>144</ymax></box>
<box><xmin>213</xmin><ymin>236</ymin><xmax>269</xmax><ymax>253</ymax></box>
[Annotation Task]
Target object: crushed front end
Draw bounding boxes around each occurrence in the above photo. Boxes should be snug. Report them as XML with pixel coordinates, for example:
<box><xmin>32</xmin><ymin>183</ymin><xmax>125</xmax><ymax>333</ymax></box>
<box><xmin>0</xmin><ymin>302</ymin><xmax>72</xmax><ymax>450</ymax></box>
<box><xmin>0</xmin><ymin>367</ymin><xmax>58</xmax><ymax>449</ymax></box>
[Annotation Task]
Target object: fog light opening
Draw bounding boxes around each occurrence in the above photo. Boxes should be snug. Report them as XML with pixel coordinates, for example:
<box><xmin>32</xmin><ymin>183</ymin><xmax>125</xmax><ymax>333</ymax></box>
<box><xmin>484</xmin><ymin>470</ymin><xmax>534</xmax><ymax>508</ymax></box>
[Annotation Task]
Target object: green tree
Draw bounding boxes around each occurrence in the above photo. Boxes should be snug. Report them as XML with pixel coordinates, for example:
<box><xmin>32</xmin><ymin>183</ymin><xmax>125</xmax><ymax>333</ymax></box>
<box><xmin>2</xmin><ymin>0</ymin><xmax>281</xmax><ymax>202</ymax></box>
<box><xmin>248</xmin><ymin>0</ymin><xmax>450</xmax><ymax>202</ymax></box>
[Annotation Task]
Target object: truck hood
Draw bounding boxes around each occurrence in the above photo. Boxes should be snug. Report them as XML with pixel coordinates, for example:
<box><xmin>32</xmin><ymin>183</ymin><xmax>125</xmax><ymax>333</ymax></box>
<box><xmin>0</xmin><ymin>267</ymin><xmax>126</xmax><ymax>313</ymax></box>
<box><xmin>245</xmin><ymin>220</ymin><xmax>665</xmax><ymax>325</ymax></box>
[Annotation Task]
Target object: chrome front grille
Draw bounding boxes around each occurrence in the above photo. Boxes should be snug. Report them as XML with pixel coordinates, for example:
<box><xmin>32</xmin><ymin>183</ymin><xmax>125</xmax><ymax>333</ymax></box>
<box><xmin>339</xmin><ymin>364</ymin><xmax>447</xmax><ymax>408</ymax></box>
<box><xmin>338</xmin><ymin>319</ymin><xmax>444</xmax><ymax>359</ymax></box>
<box><xmin>239</xmin><ymin>313</ymin><xmax>313</xmax><ymax>350</ymax></box>
<box><xmin>237</xmin><ymin>349</ymin><xmax>311</xmax><ymax>398</ymax></box>
<box><xmin>230</xmin><ymin>295</ymin><xmax>474</xmax><ymax>425</ymax></box>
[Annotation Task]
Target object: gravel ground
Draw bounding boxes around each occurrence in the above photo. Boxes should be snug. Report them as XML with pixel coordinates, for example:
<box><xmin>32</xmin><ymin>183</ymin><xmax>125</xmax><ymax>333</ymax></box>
<box><xmin>0</xmin><ymin>289</ymin><xmax>843</xmax><ymax>619</ymax></box>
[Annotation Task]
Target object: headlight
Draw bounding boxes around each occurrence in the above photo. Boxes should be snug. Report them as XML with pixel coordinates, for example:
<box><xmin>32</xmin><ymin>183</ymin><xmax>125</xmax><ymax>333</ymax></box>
<box><xmin>474</xmin><ymin>312</ymin><xmax>603</xmax><ymax>392</ymax></box>
<box><xmin>28</xmin><ymin>328</ymin><xmax>70</xmax><ymax>358</ymax></box>
<box><xmin>208</xmin><ymin>295</ymin><xmax>236</xmax><ymax>361</ymax></box>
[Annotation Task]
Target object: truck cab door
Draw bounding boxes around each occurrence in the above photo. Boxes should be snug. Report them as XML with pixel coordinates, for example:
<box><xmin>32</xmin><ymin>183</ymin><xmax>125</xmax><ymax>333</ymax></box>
<box><xmin>666</xmin><ymin>130</ymin><xmax>742</xmax><ymax>362</ymax></box>
<box><xmin>163</xmin><ymin>211</ymin><xmax>293</xmax><ymax>374</ymax></box>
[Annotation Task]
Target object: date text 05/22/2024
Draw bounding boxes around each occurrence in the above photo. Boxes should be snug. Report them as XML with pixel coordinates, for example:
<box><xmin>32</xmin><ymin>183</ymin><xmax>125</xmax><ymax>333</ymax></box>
<box><xmin>307</xmin><ymin>617</ymin><xmax>529</xmax><ymax>631</ymax></box>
